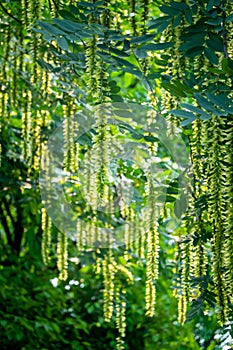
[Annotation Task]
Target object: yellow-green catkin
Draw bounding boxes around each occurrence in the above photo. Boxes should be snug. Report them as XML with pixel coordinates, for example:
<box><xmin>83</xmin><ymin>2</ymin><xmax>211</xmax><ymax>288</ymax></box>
<box><xmin>101</xmin><ymin>0</ymin><xmax>113</xmax><ymax>28</ymax></box>
<box><xmin>190</xmin><ymin>118</ymin><xmax>208</xmax><ymax>283</ymax></box>
<box><xmin>22</xmin><ymin>89</ymin><xmax>32</xmax><ymax>161</ymax></box>
<box><xmin>0</xmin><ymin>25</ymin><xmax>11</xmax><ymax>164</ymax></box>
<box><xmin>115</xmin><ymin>284</ymin><xmax>127</xmax><ymax>350</ymax></box>
<box><xmin>49</xmin><ymin>0</ymin><xmax>63</xmax><ymax>17</ymax></box>
<box><xmin>86</xmin><ymin>36</ymin><xmax>99</xmax><ymax>98</ymax></box>
<box><xmin>103</xmin><ymin>247</ymin><xmax>116</xmax><ymax>322</ymax></box>
<box><xmin>177</xmin><ymin>223</ymin><xmax>192</xmax><ymax>324</ymax></box>
<box><xmin>128</xmin><ymin>0</ymin><xmax>137</xmax><ymax>35</ymax></box>
<box><xmin>41</xmin><ymin>207</ymin><xmax>52</xmax><ymax>265</ymax></box>
<box><xmin>63</xmin><ymin>99</ymin><xmax>78</xmax><ymax>173</ymax></box>
<box><xmin>93</xmin><ymin>106</ymin><xmax>110</xmax><ymax>207</ymax></box>
<box><xmin>224</xmin><ymin>118</ymin><xmax>233</xmax><ymax>301</ymax></box>
<box><xmin>206</xmin><ymin>115</ymin><xmax>228</xmax><ymax>324</ymax></box>
<box><xmin>144</xmin><ymin>173</ymin><xmax>159</xmax><ymax>317</ymax></box>
<box><xmin>57</xmin><ymin>231</ymin><xmax>68</xmax><ymax>281</ymax></box>
<box><xmin>115</xmin><ymin>267</ymin><xmax>133</xmax><ymax>350</ymax></box>
<box><xmin>26</xmin><ymin>0</ymin><xmax>44</xmax><ymax>170</ymax></box>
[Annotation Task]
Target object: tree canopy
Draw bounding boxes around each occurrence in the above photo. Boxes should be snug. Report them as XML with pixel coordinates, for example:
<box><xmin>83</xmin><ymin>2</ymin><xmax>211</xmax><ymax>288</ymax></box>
<box><xmin>1</xmin><ymin>0</ymin><xmax>233</xmax><ymax>349</ymax></box>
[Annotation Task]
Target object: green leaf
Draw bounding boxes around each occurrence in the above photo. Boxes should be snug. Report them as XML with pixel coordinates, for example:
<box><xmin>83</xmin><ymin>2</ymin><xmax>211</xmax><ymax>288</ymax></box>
<box><xmin>179</xmin><ymin>32</ymin><xmax>205</xmax><ymax>51</ymax></box>
<box><xmin>206</xmin><ymin>17</ymin><xmax>222</xmax><ymax>26</ymax></box>
<box><xmin>161</xmin><ymin>82</ymin><xmax>186</xmax><ymax>97</ymax></box>
<box><xmin>180</xmin><ymin>118</ymin><xmax>196</xmax><ymax>126</ymax></box>
<box><xmin>226</xmin><ymin>14</ymin><xmax>233</xmax><ymax>23</ymax></box>
<box><xmin>180</xmin><ymin>103</ymin><xmax>212</xmax><ymax>120</ymax></box>
<box><xmin>131</xmin><ymin>34</ymin><xmax>155</xmax><ymax>44</ymax></box>
<box><xmin>141</xmin><ymin>42</ymin><xmax>175</xmax><ymax>51</ymax></box>
<box><xmin>57</xmin><ymin>37</ymin><xmax>69</xmax><ymax>51</ymax></box>
<box><xmin>206</xmin><ymin>34</ymin><xmax>223</xmax><ymax>52</ymax></box>
<box><xmin>144</xmin><ymin>135</ymin><xmax>159</xmax><ymax>142</ymax></box>
<box><xmin>52</xmin><ymin>19</ymin><xmax>83</xmax><ymax>33</ymax></box>
<box><xmin>194</xmin><ymin>93</ymin><xmax>227</xmax><ymax>116</ymax></box>
<box><xmin>37</xmin><ymin>21</ymin><xmax>65</xmax><ymax>35</ymax></box>
<box><xmin>185</xmin><ymin>46</ymin><xmax>204</xmax><ymax>58</ymax></box>
<box><xmin>38</xmin><ymin>59</ymin><xmax>53</xmax><ymax>71</ymax></box>
<box><xmin>160</xmin><ymin>5</ymin><xmax>181</xmax><ymax>16</ymax></box>
<box><xmin>59</xmin><ymin>10</ymin><xmax>76</xmax><ymax>20</ymax></box>
<box><xmin>180</xmin><ymin>103</ymin><xmax>204</xmax><ymax>115</ymax></box>
<box><xmin>109</xmin><ymin>94</ymin><xmax>124</xmax><ymax>102</ymax></box>
<box><xmin>173</xmin><ymin>13</ymin><xmax>182</xmax><ymax>28</ymax></box>
<box><xmin>204</xmin><ymin>47</ymin><xmax>219</xmax><ymax>65</ymax></box>
<box><xmin>206</xmin><ymin>0</ymin><xmax>215</xmax><ymax>11</ymax></box>
<box><xmin>170</xmin><ymin>1</ymin><xmax>188</xmax><ymax>10</ymax></box>
<box><xmin>112</xmin><ymin>56</ymin><xmax>137</xmax><ymax>69</ymax></box>
<box><xmin>170</xmin><ymin>109</ymin><xmax>196</xmax><ymax>119</ymax></box>
<box><xmin>184</xmin><ymin>9</ymin><xmax>193</xmax><ymax>24</ymax></box>
<box><xmin>108</xmin><ymin>47</ymin><xmax>130</xmax><ymax>58</ymax></box>
<box><xmin>205</xmin><ymin>93</ymin><xmax>233</xmax><ymax>113</ymax></box>
<box><xmin>135</xmin><ymin>48</ymin><xmax>147</xmax><ymax>59</ymax></box>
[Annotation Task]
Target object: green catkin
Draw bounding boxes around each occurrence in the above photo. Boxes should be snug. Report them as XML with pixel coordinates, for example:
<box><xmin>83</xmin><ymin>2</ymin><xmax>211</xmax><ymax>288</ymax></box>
<box><xmin>86</xmin><ymin>36</ymin><xmax>99</xmax><ymax>98</ymax></box>
<box><xmin>128</xmin><ymin>0</ymin><xmax>137</xmax><ymax>35</ymax></box>
<box><xmin>41</xmin><ymin>207</ymin><xmax>52</xmax><ymax>265</ymax></box>
<box><xmin>178</xmin><ymin>294</ymin><xmax>187</xmax><ymax>325</ymax></box>
<box><xmin>49</xmin><ymin>0</ymin><xmax>63</xmax><ymax>17</ymax></box>
<box><xmin>26</xmin><ymin>0</ymin><xmax>43</xmax><ymax>170</ymax></box>
<box><xmin>0</xmin><ymin>25</ymin><xmax>11</xmax><ymax>164</ymax></box>
<box><xmin>207</xmin><ymin>115</ymin><xmax>228</xmax><ymax>324</ymax></box>
<box><xmin>41</xmin><ymin>142</ymin><xmax>53</xmax><ymax>263</ymax></box>
<box><xmin>115</xmin><ymin>284</ymin><xmax>127</xmax><ymax>350</ymax></box>
<box><xmin>224</xmin><ymin>118</ymin><xmax>233</xmax><ymax>301</ymax></box>
<box><xmin>41</xmin><ymin>53</ymin><xmax>52</xmax><ymax>131</ymax></box>
<box><xmin>123</xmin><ymin>206</ymin><xmax>135</xmax><ymax>256</ymax></box>
<box><xmin>141</xmin><ymin>0</ymin><xmax>150</xmax><ymax>35</ymax></box>
<box><xmin>22</xmin><ymin>88</ymin><xmax>32</xmax><ymax>161</ymax></box>
<box><xmin>93</xmin><ymin>107</ymin><xmax>110</xmax><ymax>207</ymax></box>
<box><xmin>190</xmin><ymin>118</ymin><xmax>208</xmax><ymax>282</ymax></box>
<box><xmin>101</xmin><ymin>0</ymin><xmax>112</xmax><ymax>28</ymax></box>
<box><xmin>103</xmin><ymin>246</ymin><xmax>116</xmax><ymax>322</ymax></box>
<box><xmin>21</xmin><ymin>0</ymin><xmax>29</xmax><ymax>27</ymax></box>
<box><xmin>191</xmin><ymin>119</ymin><xmax>203</xmax><ymax>194</ymax></box>
<box><xmin>115</xmin><ymin>267</ymin><xmax>133</xmax><ymax>350</ymax></box>
<box><xmin>57</xmin><ymin>231</ymin><xmax>68</xmax><ymax>281</ymax></box>
<box><xmin>178</xmin><ymin>220</ymin><xmax>194</xmax><ymax>324</ymax></box>
<box><xmin>63</xmin><ymin>100</ymin><xmax>73</xmax><ymax>172</ymax></box>
<box><xmin>137</xmin><ymin>217</ymin><xmax>145</xmax><ymax>259</ymax></box>
<box><xmin>12</xmin><ymin>41</ymin><xmax>17</xmax><ymax>108</ymax></box>
<box><xmin>145</xmin><ymin>174</ymin><xmax>159</xmax><ymax>317</ymax></box>
<box><xmin>193</xmin><ymin>223</ymin><xmax>207</xmax><ymax>281</ymax></box>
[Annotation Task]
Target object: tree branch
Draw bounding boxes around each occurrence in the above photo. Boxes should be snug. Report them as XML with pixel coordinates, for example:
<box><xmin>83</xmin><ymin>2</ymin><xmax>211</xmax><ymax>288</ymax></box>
<box><xmin>0</xmin><ymin>3</ymin><xmax>22</xmax><ymax>25</ymax></box>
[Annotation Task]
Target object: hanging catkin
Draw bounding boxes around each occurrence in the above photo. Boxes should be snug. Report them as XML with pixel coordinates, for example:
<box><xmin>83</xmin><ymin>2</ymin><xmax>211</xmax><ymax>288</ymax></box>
<box><xmin>224</xmin><ymin>118</ymin><xmax>233</xmax><ymax>301</ymax></box>
<box><xmin>57</xmin><ymin>230</ymin><xmax>68</xmax><ymax>281</ymax></box>
<box><xmin>103</xmin><ymin>247</ymin><xmax>116</xmax><ymax>322</ymax></box>
<box><xmin>145</xmin><ymin>171</ymin><xmax>160</xmax><ymax>317</ymax></box>
<box><xmin>41</xmin><ymin>207</ymin><xmax>52</xmax><ymax>265</ymax></box>
<box><xmin>206</xmin><ymin>115</ymin><xmax>228</xmax><ymax>324</ymax></box>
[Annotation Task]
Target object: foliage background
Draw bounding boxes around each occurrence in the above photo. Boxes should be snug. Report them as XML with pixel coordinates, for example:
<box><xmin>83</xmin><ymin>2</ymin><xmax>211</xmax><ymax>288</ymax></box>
<box><xmin>1</xmin><ymin>0</ymin><xmax>233</xmax><ymax>349</ymax></box>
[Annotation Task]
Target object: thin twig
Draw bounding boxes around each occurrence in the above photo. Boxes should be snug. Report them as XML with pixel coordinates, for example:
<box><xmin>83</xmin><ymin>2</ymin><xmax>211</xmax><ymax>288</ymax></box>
<box><xmin>0</xmin><ymin>3</ymin><xmax>22</xmax><ymax>25</ymax></box>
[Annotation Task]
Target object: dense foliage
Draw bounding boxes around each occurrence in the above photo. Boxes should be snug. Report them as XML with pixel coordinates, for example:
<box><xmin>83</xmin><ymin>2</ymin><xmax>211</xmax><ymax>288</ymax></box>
<box><xmin>1</xmin><ymin>0</ymin><xmax>233</xmax><ymax>349</ymax></box>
